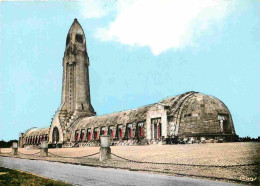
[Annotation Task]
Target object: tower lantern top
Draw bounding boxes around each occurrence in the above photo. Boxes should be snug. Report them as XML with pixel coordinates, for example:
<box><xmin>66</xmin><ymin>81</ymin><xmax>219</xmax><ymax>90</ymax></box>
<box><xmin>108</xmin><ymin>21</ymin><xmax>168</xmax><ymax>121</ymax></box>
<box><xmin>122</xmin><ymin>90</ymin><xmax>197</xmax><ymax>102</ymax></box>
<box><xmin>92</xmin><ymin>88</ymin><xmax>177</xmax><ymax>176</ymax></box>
<box><xmin>66</xmin><ymin>19</ymin><xmax>86</xmax><ymax>48</ymax></box>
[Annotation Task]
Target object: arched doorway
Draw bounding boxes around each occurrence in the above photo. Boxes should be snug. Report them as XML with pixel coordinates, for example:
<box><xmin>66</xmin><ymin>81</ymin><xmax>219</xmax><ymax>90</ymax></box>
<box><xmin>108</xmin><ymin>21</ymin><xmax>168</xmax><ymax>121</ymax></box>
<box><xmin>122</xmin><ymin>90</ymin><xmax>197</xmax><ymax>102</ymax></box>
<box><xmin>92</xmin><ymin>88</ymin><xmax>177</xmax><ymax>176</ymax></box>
<box><xmin>52</xmin><ymin>127</ymin><xmax>59</xmax><ymax>144</ymax></box>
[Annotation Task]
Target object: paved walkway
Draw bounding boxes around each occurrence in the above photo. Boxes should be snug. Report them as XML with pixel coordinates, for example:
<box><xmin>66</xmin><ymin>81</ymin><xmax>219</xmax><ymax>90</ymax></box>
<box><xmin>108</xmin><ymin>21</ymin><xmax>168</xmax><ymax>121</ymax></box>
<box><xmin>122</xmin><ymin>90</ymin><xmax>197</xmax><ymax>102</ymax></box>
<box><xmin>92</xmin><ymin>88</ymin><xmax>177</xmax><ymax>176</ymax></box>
<box><xmin>0</xmin><ymin>157</ymin><xmax>238</xmax><ymax>186</ymax></box>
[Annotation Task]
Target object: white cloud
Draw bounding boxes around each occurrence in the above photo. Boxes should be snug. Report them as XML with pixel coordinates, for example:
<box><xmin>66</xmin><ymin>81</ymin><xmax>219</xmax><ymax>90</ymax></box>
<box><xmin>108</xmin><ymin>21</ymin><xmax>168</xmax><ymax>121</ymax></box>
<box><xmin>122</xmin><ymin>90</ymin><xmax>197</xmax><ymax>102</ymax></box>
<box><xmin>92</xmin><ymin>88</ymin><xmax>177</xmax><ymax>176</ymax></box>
<box><xmin>80</xmin><ymin>0</ymin><xmax>116</xmax><ymax>19</ymax></box>
<box><xmin>95</xmin><ymin>0</ymin><xmax>234</xmax><ymax>55</ymax></box>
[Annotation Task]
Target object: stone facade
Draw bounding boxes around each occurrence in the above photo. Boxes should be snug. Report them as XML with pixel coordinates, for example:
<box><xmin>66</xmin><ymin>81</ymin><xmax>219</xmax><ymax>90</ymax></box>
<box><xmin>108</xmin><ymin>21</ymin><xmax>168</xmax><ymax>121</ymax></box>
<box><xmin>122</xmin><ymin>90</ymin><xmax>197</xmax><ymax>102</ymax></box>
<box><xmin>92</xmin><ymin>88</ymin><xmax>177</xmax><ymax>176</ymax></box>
<box><xmin>19</xmin><ymin>19</ymin><xmax>237</xmax><ymax>148</ymax></box>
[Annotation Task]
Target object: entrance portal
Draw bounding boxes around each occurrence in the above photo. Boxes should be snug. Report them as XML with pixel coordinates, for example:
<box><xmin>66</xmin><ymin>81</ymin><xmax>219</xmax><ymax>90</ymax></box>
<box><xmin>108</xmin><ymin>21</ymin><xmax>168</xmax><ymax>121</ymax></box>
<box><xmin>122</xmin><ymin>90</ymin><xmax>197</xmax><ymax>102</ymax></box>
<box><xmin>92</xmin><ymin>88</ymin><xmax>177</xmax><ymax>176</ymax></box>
<box><xmin>52</xmin><ymin>127</ymin><xmax>59</xmax><ymax>144</ymax></box>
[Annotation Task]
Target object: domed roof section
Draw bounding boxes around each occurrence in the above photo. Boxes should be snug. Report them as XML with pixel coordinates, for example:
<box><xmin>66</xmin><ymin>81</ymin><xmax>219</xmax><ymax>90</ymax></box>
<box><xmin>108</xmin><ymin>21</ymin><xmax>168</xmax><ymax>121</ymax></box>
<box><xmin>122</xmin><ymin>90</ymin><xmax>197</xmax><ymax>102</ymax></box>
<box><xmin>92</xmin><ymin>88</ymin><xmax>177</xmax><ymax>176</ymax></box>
<box><xmin>65</xmin><ymin>18</ymin><xmax>87</xmax><ymax>48</ymax></box>
<box><xmin>170</xmin><ymin>92</ymin><xmax>236</xmax><ymax>136</ymax></box>
<box><xmin>177</xmin><ymin>92</ymin><xmax>230</xmax><ymax>116</ymax></box>
<box><xmin>159</xmin><ymin>92</ymin><xmax>231</xmax><ymax>116</ymax></box>
<box><xmin>24</xmin><ymin>127</ymin><xmax>49</xmax><ymax>137</ymax></box>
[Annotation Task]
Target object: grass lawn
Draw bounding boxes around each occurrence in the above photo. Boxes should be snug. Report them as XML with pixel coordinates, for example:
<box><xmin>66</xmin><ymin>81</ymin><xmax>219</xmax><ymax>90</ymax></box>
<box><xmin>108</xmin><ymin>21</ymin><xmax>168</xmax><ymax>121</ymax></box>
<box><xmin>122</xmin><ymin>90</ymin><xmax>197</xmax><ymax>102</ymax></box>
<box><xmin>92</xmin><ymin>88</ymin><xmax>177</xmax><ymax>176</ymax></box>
<box><xmin>0</xmin><ymin>167</ymin><xmax>73</xmax><ymax>186</ymax></box>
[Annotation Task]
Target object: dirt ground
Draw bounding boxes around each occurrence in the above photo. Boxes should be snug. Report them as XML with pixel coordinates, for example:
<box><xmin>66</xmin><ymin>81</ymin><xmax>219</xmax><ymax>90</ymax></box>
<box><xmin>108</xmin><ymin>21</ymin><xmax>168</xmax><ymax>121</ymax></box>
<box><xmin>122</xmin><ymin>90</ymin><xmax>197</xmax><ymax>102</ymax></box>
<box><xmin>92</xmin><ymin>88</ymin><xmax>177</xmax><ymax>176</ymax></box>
<box><xmin>1</xmin><ymin>142</ymin><xmax>259</xmax><ymax>184</ymax></box>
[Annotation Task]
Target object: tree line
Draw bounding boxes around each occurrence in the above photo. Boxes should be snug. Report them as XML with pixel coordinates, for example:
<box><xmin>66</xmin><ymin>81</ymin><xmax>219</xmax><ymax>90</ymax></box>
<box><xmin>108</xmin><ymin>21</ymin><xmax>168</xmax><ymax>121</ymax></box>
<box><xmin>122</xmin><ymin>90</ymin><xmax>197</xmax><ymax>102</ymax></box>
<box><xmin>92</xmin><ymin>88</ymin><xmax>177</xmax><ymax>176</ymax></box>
<box><xmin>0</xmin><ymin>140</ymin><xmax>18</xmax><ymax>148</ymax></box>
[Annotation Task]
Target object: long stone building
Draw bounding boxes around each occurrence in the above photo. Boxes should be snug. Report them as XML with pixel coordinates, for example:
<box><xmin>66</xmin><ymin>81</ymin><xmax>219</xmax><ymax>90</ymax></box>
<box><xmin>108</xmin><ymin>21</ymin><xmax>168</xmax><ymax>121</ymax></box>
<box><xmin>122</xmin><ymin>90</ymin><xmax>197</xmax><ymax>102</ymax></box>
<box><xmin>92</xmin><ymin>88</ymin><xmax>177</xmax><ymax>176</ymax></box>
<box><xmin>19</xmin><ymin>19</ymin><xmax>237</xmax><ymax>147</ymax></box>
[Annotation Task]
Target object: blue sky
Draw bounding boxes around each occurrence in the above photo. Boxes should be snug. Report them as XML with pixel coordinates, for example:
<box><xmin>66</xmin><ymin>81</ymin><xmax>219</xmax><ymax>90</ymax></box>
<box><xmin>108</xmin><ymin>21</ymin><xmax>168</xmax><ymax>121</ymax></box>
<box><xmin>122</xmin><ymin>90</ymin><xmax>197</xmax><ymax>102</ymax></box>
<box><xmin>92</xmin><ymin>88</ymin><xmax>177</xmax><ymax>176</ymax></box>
<box><xmin>0</xmin><ymin>0</ymin><xmax>259</xmax><ymax>141</ymax></box>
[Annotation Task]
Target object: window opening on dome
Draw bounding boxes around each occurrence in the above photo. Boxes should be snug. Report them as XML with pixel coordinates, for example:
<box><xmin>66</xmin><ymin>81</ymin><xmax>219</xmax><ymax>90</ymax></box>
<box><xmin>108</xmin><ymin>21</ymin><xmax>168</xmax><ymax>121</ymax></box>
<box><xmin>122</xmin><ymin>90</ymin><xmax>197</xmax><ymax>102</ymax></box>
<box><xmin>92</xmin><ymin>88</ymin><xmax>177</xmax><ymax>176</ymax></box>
<box><xmin>218</xmin><ymin>114</ymin><xmax>229</xmax><ymax>133</ymax></box>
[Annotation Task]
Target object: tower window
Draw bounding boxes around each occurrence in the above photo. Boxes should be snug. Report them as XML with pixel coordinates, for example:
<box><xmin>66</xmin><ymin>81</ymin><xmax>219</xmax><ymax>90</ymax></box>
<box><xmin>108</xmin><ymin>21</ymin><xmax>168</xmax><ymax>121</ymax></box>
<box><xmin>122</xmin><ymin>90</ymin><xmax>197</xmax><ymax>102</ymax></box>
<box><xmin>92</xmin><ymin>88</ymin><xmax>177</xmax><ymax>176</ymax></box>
<box><xmin>66</xmin><ymin>35</ymin><xmax>70</xmax><ymax>45</ymax></box>
<box><xmin>75</xmin><ymin>34</ymin><xmax>83</xmax><ymax>43</ymax></box>
<box><xmin>81</xmin><ymin>103</ymin><xmax>84</xmax><ymax>110</ymax></box>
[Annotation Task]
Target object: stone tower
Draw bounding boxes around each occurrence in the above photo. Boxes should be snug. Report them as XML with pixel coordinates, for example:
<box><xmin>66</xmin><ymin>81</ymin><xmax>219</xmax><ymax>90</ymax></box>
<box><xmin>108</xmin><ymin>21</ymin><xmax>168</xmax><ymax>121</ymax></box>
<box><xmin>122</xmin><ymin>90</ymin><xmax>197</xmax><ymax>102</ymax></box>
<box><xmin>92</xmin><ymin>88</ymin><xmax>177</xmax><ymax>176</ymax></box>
<box><xmin>59</xmin><ymin>19</ymin><xmax>96</xmax><ymax>127</ymax></box>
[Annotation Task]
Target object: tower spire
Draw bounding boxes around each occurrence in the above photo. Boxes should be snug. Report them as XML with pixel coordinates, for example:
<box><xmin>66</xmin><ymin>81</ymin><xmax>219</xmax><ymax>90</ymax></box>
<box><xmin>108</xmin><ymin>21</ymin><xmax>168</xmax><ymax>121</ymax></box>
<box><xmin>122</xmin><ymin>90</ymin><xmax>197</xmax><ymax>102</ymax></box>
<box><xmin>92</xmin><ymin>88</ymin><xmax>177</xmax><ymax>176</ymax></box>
<box><xmin>60</xmin><ymin>19</ymin><xmax>95</xmax><ymax>126</ymax></box>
